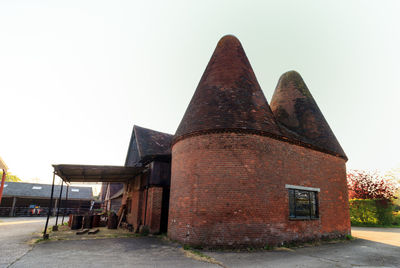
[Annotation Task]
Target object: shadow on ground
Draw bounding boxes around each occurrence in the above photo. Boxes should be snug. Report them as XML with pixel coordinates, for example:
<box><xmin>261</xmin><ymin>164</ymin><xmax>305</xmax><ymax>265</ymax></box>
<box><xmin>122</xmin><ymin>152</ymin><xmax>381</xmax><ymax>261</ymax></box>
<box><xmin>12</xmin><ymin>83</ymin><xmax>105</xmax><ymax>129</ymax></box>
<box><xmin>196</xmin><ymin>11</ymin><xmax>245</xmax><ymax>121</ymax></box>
<box><xmin>204</xmin><ymin>239</ymin><xmax>400</xmax><ymax>268</ymax></box>
<box><xmin>9</xmin><ymin>234</ymin><xmax>400</xmax><ymax>268</ymax></box>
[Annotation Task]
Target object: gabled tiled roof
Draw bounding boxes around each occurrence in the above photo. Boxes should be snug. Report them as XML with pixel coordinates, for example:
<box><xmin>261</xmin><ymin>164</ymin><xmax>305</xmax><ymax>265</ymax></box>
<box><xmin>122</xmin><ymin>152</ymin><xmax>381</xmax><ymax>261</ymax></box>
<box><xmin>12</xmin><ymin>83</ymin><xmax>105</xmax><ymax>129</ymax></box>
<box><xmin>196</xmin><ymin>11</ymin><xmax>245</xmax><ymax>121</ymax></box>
<box><xmin>270</xmin><ymin>71</ymin><xmax>347</xmax><ymax>159</ymax></box>
<box><xmin>2</xmin><ymin>181</ymin><xmax>93</xmax><ymax>200</ymax></box>
<box><xmin>125</xmin><ymin>125</ymin><xmax>173</xmax><ymax>166</ymax></box>
<box><xmin>175</xmin><ymin>35</ymin><xmax>281</xmax><ymax>139</ymax></box>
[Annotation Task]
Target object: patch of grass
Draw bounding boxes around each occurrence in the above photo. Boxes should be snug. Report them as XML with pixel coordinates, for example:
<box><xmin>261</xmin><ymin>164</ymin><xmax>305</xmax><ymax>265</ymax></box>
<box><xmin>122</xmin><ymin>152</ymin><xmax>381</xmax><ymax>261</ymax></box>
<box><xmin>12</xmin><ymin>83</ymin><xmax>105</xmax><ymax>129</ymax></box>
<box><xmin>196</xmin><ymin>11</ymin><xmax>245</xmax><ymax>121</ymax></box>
<box><xmin>181</xmin><ymin>246</ymin><xmax>225</xmax><ymax>267</ymax></box>
<box><xmin>156</xmin><ymin>233</ymin><xmax>168</xmax><ymax>240</ymax></box>
<box><xmin>139</xmin><ymin>226</ymin><xmax>149</xmax><ymax>236</ymax></box>
<box><xmin>263</xmin><ymin>244</ymin><xmax>274</xmax><ymax>250</ymax></box>
<box><xmin>183</xmin><ymin>245</ymin><xmax>211</xmax><ymax>259</ymax></box>
<box><xmin>34</xmin><ymin>238</ymin><xmax>49</xmax><ymax>244</ymax></box>
<box><xmin>41</xmin><ymin>226</ymin><xmax>53</xmax><ymax>234</ymax></box>
<box><xmin>345</xmin><ymin>234</ymin><xmax>354</xmax><ymax>240</ymax></box>
<box><xmin>104</xmin><ymin>233</ymin><xmax>140</xmax><ymax>238</ymax></box>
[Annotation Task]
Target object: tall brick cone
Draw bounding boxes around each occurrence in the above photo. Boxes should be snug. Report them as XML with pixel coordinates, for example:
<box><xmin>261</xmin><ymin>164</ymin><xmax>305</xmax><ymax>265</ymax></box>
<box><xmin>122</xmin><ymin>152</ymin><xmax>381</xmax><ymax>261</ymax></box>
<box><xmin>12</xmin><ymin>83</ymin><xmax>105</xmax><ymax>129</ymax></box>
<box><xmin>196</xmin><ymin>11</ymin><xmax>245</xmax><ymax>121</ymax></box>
<box><xmin>175</xmin><ymin>35</ymin><xmax>281</xmax><ymax>139</ymax></box>
<box><xmin>270</xmin><ymin>71</ymin><xmax>347</xmax><ymax>159</ymax></box>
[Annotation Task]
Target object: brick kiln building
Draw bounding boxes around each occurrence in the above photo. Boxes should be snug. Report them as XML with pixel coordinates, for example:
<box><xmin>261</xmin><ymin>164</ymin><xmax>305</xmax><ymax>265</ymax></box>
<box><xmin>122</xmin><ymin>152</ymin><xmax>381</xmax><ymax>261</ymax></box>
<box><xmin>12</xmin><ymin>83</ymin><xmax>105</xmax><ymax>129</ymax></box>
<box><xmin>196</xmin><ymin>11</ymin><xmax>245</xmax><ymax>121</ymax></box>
<box><xmin>56</xmin><ymin>35</ymin><xmax>350</xmax><ymax>248</ymax></box>
<box><xmin>167</xmin><ymin>35</ymin><xmax>350</xmax><ymax>247</ymax></box>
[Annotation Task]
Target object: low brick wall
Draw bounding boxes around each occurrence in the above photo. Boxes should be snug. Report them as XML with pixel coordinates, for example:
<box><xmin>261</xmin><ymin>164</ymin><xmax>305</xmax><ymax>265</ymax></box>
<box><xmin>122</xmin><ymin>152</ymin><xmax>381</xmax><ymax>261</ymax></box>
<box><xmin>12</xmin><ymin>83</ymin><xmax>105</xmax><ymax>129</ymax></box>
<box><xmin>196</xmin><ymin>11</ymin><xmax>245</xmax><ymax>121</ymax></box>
<box><xmin>168</xmin><ymin>132</ymin><xmax>350</xmax><ymax>248</ymax></box>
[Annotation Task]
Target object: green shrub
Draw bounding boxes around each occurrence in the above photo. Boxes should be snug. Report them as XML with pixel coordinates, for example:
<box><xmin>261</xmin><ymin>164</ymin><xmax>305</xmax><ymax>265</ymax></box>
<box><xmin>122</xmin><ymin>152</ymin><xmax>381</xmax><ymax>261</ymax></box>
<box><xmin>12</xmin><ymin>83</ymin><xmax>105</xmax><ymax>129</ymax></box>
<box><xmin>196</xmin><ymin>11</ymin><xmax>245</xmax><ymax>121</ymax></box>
<box><xmin>392</xmin><ymin>212</ymin><xmax>400</xmax><ymax>225</ymax></box>
<box><xmin>349</xmin><ymin>199</ymin><xmax>394</xmax><ymax>226</ymax></box>
<box><xmin>349</xmin><ymin>199</ymin><xmax>377</xmax><ymax>225</ymax></box>
<box><xmin>375</xmin><ymin>199</ymin><xmax>393</xmax><ymax>225</ymax></box>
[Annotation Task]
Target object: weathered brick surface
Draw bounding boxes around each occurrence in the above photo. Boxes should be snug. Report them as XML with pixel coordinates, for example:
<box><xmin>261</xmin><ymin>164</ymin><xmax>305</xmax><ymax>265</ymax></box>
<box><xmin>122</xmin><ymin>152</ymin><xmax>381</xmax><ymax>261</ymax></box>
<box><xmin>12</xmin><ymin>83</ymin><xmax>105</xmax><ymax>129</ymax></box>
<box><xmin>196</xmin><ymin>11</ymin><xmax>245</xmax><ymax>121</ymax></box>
<box><xmin>125</xmin><ymin>174</ymin><xmax>143</xmax><ymax>230</ymax></box>
<box><xmin>145</xmin><ymin>187</ymin><xmax>163</xmax><ymax>233</ymax></box>
<box><xmin>168</xmin><ymin>133</ymin><xmax>350</xmax><ymax>247</ymax></box>
<box><xmin>125</xmin><ymin>174</ymin><xmax>164</xmax><ymax>234</ymax></box>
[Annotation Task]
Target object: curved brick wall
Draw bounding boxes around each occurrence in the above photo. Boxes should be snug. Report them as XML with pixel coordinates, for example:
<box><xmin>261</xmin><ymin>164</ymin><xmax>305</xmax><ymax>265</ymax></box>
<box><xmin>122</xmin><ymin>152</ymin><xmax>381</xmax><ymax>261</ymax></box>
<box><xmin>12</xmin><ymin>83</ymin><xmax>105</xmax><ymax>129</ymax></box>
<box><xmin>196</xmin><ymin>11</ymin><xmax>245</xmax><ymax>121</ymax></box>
<box><xmin>168</xmin><ymin>133</ymin><xmax>350</xmax><ymax>248</ymax></box>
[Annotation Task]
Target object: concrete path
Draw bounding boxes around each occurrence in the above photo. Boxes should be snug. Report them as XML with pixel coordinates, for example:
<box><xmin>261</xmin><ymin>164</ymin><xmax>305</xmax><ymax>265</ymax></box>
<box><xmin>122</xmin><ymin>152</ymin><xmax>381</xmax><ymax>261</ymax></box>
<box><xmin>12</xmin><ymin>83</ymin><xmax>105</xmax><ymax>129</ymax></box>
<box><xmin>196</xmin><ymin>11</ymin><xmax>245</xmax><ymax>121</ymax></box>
<box><xmin>203</xmin><ymin>227</ymin><xmax>400</xmax><ymax>268</ymax></box>
<box><xmin>3</xmin><ymin>221</ymin><xmax>400</xmax><ymax>268</ymax></box>
<box><xmin>352</xmin><ymin>227</ymin><xmax>400</xmax><ymax>247</ymax></box>
<box><xmin>0</xmin><ymin>217</ymin><xmax>55</xmax><ymax>268</ymax></box>
<box><xmin>9</xmin><ymin>237</ymin><xmax>216</xmax><ymax>268</ymax></box>
<box><xmin>205</xmin><ymin>238</ymin><xmax>400</xmax><ymax>268</ymax></box>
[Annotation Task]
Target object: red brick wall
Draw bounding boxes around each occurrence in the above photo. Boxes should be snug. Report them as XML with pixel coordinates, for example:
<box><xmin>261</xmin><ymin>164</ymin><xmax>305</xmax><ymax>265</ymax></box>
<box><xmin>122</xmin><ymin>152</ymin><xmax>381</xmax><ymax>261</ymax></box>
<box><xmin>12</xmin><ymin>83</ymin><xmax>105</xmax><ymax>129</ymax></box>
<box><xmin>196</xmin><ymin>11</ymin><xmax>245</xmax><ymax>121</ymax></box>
<box><xmin>126</xmin><ymin>192</ymin><xmax>139</xmax><ymax>229</ymax></box>
<box><xmin>145</xmin><ymin>187</ymin><xmax>163</xmax><ymax>234</ymax></box>
<box><xmin>124</xmin><ymin>173</ymin><xmax>164</xmax><ymax>234</ymax></box>
<box><xmin>125</xmin><ymin>174</ymin><xmax>144</xmax><ymax>230</ymax></box>
<box><xmin>168</xmin><ymin>133</ymin><xmax>350</xmax><ymax>248</ymax></box>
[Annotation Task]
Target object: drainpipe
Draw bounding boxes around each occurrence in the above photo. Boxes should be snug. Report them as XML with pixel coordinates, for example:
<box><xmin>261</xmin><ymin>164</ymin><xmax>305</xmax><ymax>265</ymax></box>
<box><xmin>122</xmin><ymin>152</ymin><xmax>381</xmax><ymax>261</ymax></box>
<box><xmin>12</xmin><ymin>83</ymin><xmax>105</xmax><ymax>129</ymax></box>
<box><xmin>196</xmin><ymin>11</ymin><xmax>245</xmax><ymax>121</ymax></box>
<box><xmin>0</xmin><ymin>169</ymin><xmax>6</xmax><ymax>205</ymax></box>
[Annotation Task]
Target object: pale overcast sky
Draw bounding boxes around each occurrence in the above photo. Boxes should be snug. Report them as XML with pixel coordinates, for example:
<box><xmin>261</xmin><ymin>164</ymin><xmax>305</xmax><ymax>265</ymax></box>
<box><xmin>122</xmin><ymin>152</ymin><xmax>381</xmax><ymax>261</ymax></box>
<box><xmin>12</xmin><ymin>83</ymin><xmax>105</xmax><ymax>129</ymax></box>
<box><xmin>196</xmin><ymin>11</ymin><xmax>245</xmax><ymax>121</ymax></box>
<box><xmin>0</xmin><ymin>0</ymin><xmax>399</xmax><ymax>184</ymax></box>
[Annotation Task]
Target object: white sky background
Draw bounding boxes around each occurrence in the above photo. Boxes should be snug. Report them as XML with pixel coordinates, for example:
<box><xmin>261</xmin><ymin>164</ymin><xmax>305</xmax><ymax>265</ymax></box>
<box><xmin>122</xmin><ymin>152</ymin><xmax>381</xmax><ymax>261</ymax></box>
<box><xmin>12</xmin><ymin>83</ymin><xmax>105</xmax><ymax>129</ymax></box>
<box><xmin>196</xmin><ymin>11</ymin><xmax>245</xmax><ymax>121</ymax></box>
<box><xmin>0</xmin><ymin>0</ymin><xmax>399</xmax><ymax>186</ymax></box>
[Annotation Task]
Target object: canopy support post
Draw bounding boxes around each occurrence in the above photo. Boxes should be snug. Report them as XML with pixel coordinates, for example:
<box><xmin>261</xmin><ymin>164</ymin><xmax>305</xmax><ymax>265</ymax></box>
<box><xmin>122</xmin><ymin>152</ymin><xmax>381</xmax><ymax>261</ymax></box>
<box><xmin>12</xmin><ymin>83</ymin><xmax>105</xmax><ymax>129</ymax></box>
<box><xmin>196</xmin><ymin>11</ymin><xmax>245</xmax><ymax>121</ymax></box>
<box><xmin>43</xmin><ymin>171</ymin><xmax>56</xmax><ymax>239</ymax></box>
<box><xmin>62</xmin><ymin>184</ymin><xmax>69</xmax><ymax>225</ymax></box>
<box><xmin>53</xmin><ymin>180</ymin><xmax>64</xmax><ymax>231</ymax></box>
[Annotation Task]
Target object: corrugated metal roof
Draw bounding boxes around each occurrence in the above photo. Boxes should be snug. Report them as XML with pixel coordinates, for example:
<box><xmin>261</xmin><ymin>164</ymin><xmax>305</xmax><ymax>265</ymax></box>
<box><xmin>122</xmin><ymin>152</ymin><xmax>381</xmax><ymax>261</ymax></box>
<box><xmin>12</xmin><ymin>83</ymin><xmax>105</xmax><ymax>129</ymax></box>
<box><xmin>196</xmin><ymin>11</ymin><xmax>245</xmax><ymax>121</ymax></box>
<box><xmin>2</xmin><ymin>181</ymin><xmax>93</xmax><ymax>200</ymax></box>
<box><xmin>53</xmin><ymin>164</ymin><xmax>144</xmax><ymax>183</ymax></box>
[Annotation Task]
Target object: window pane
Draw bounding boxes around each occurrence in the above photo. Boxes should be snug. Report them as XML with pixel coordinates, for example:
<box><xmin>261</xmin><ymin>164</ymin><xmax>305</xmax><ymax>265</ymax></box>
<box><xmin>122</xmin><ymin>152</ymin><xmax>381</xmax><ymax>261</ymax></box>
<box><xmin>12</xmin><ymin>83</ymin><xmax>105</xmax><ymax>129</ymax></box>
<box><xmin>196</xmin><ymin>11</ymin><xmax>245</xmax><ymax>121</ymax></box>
<box><xmin>310</xmin><ymin>192</ymin><xmax>317</xmax><ymax>218</ymax></box>
<box><xmin>295</xmin><ymin>190</ymin><xmax>310</xmax><ymax>217</ymax></box>
<box><xmin>289</xmin><ymin>189</ymin><xmax>295</xmax><ymax>217</ymax></box>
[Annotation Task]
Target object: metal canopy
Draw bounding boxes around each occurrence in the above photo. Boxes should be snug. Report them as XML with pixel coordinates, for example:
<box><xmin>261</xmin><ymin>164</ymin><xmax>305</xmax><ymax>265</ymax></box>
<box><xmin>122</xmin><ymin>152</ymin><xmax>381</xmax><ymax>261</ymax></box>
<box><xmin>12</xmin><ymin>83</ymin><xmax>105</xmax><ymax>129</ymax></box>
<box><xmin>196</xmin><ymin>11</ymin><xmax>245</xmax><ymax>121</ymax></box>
<box><xmin>53</xmin><ymin>164</ymin><xmax>144</xmax><ymax>183</ymax></box>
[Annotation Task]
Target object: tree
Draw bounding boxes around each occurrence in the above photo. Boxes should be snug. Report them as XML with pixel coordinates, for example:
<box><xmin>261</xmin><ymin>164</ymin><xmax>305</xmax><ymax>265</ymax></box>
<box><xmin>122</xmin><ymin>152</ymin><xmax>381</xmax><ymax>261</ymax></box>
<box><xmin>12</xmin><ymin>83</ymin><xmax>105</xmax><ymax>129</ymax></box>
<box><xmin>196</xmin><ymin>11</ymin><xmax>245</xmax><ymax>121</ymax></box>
<box><xmin>347</xmin><ymin>170</ymin><xmax>398</xmax><ymax>200</ymax></box>
<box><xmin>385</xmin><ymin>166</ymin><xmax>400</xmax><ymax>206</ymax></box>
<box><xmin>0</xmin><ymin>171</ymin><xmax>22</xmax><ymax>182</ymax></box>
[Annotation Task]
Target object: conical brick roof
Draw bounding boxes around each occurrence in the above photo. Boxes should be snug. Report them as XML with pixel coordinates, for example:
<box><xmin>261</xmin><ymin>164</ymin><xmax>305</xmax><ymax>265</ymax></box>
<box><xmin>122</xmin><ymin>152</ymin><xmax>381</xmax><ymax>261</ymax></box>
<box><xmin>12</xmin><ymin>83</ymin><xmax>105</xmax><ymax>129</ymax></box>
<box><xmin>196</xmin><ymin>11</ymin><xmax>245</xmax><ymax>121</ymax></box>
<box><xmin>175</xmin><ymin>35</ymin><xmax>281</xmax><ymax>139</ymax></box>
<box><xmin>270</xmin><ymin>71</ymin><xmax>347</xmax><ymax>159</ymax></box>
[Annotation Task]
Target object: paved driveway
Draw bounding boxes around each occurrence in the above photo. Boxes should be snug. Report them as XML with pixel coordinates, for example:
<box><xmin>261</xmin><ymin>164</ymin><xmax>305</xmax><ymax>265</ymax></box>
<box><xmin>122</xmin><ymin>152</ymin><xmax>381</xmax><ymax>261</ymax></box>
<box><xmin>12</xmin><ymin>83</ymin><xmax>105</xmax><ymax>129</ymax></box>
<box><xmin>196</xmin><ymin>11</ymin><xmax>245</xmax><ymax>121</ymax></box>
<box><xmin>352</xmin><ymin>227</ymin><xmax>400</xmax><ymax>247</ymax></box>
<box><xmin>204</xmin><ymin>227</ymin><xmax>400</xmax><ymax>268</ymax></box>
<box><xmin>205</xmin><ymin>238</ymin><xmax>400</xmax><ymax>268</ymax></box>
<box><xmin>10</xmin><ymin>237</ymin><xmax>215</xmax><ymax>268</ymax></box>
<box><xmin>0</xmin><ymin>217</ymin><xmax>54</xmax><ymax>268</ymax></box>
<box><xmin>3</xmin><ymin>221</ymin><xmax>400</xmax><ymax>268</ymax></box>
